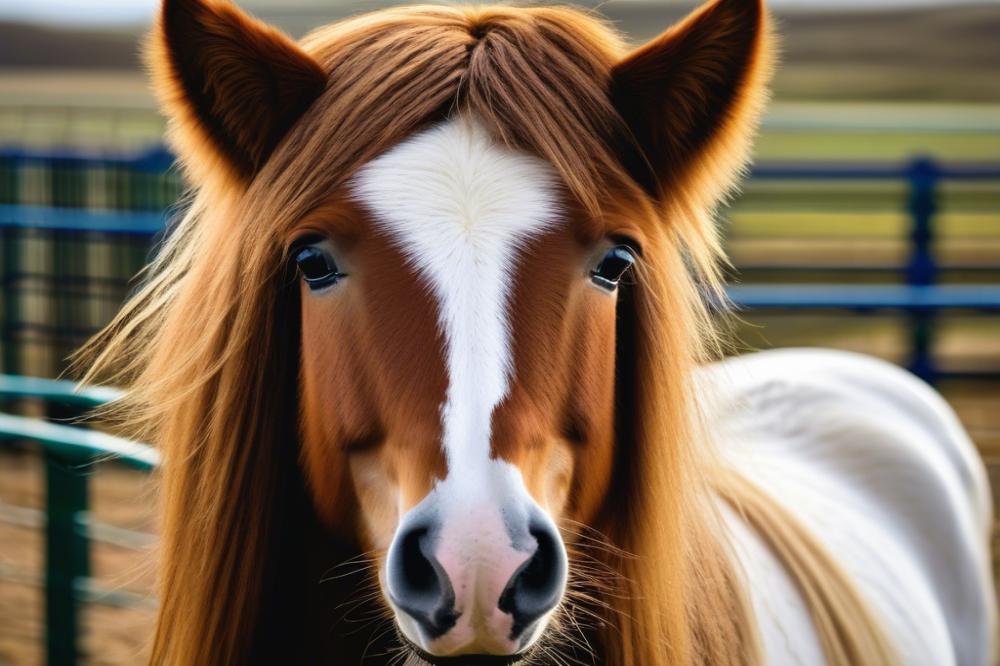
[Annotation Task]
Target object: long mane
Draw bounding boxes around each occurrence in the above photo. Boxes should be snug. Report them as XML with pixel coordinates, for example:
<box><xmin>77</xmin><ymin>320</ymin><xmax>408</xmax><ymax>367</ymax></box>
<box><xmin>79</xmin><ymin>5</ymin><xmax>892</xmax><ymax>665</ymax></box>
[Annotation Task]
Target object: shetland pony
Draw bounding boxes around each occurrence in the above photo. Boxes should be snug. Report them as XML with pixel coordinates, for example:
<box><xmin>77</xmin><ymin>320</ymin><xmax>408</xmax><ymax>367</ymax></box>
<box><xmin>82</xmin><ymin>0</ymin><xmax>996</xmax><ymax>664</ymax></box>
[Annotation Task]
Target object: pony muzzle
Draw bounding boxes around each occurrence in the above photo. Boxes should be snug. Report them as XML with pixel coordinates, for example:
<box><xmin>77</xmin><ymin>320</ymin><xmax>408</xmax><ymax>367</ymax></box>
<box><xmin>385</xmin><ymin>500</ymin><xmax>568</xmax><ymax>658</ymax></box>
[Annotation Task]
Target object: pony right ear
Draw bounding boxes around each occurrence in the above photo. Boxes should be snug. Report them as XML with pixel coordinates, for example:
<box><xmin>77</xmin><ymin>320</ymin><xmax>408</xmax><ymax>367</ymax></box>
<box><xmin>150</xmin><ymin>0</ymin><xmax>326</xmax><ymax>183</ymax></box>
<box><xmin>610</xmin><ymin>0</ymin><xmax>771</xmax><ymax>202</ymax></box>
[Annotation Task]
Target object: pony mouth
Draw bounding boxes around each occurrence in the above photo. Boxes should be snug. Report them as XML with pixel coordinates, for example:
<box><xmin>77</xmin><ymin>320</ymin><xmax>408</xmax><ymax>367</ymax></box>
<box><xmin>397</xmin><ymin>629</ymin><xmax>532</xmax><ymax>666</ymax></box>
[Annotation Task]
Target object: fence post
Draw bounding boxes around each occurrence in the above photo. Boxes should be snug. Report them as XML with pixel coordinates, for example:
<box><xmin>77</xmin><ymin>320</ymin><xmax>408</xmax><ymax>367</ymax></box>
<box><xmin>44</xmin><ymin>452</ymin><xmax>90</xmax><ymax>666</ymax></box>
<box><xmin>1</xmin><ymin>151</ymin><xmax>22</xmax><ymax>375</ymax></box>
<box><xmin>905</xmin><ymin>157</ymin><xmax>939</xmax><ymax>383</ymax></box>
<box><xmin>2</xmin><ymin>227</ymin><xmax>19</xmax><ymax>376</ymax></box>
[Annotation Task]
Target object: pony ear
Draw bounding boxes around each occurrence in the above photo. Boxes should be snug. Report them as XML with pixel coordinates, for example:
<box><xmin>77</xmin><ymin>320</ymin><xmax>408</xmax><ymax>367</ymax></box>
<box><xmin>610</xmin><ymin>0</ymin><xmax>771</xmax><ymax>199</ymax></box>
<box><xmin>151</xmin><ymin>0</ymin><xmax>327</xmax><ymax>182</ymax></box>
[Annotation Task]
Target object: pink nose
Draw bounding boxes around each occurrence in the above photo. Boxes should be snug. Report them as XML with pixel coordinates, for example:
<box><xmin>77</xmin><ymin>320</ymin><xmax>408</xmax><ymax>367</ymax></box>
<box><xmin>386</xmin><ymin>510</ymin><xmax>566</xmax><ymax>655</ymax></box>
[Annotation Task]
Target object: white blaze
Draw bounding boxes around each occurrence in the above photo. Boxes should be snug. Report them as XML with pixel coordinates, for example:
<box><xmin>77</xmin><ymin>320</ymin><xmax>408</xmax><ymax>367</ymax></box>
<box><xmin>352</xmin><ymin>115</ymin><xmax>560</xmax><ymax>482</ymax></box>
<box><xmin>353</xmin><ymin>116</ymin><xmax>569</xmax><ymax>654</ymax></box>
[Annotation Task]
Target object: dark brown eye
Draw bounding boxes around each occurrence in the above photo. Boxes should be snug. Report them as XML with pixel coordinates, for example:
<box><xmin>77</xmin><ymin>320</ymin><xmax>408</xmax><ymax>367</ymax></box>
<box><xmin>293</xmin><ymin>244</ymin><xmax>345</xmax><ymax>290</ymax></box>
<box><xmin>591</xmin><ymin>245</ymin><xmax>637</xmax><ymax>291</ymax></box>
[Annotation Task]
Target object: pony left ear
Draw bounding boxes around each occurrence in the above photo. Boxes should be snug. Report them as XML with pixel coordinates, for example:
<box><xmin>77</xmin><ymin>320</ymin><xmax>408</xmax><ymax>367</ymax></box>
<box><xmin>610</xmin><ymin>0</ymin><xmax>771</xmax><ymax>199</ymax></box>
<box><xmin>151</xmin><ymin>0</ymin><xmax>327</xmax><ymax>183</ymax></box>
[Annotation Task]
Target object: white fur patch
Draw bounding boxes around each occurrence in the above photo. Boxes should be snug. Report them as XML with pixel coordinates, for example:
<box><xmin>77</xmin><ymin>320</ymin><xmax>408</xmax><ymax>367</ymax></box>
<box><xmin>706</xmin><ymin>349</ymin><xmax>997</xmax><ymax>665</ymax></box>
<box><xmin>353</xmin><ymin>116</ymin><xmax>567</xmax><ymax>654</ymax></box>
<box><xmin>352</xmin><ymin>115</ymin><xmax>560</xmax><ymax>479</ymax></box>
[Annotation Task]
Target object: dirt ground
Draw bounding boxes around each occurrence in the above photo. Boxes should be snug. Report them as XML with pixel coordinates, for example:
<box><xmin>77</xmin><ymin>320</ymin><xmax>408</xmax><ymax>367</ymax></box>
<box><xmin>1</xmin><ymin>354</ymin><xmax>998</xmax><ymax>666</ymax></box>
<box><xmin>0</xmin><ymin>453</ymin><xmax>157</xmax><ymax>666</ymax></box>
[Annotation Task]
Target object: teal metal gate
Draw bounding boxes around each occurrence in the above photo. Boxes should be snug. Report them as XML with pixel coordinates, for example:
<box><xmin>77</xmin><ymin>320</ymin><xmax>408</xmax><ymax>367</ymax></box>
<box><xmin>0</xmin><ymin>374</ymin><xmax>156</xmax><ymax>666</ymax></box>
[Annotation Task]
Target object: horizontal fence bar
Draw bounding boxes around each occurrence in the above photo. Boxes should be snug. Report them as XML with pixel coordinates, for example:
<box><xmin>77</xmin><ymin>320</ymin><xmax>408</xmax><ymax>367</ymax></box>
<box><xmin>0</xmin><ymin>204</ymin><xmax>167</xmax><ymax>234</ymax></box>
<box><xmin>0</xmin><ymin>147</ymin><xmax>175</xmax><ymax>173</ymax></box>
<box><xmin>752</xmin><ymin>161</ymin><xmax>1000</xmax><ymax>181</ymax></box>
<box><xmin>734</xmin><ymin>265</ymin><xmax>1000</xmax><ymax>274</ymax></box>
<box><xmin>0</xmin><ymin>413</ymin><xmax>157</xmax><ymax>471</ymax></box>
<box><xmin>0</xmin><ymin>501</ymin><xmax>156</xmax><ymax>550</ymax></box>
<box><xmin>727</xmin><ymin>284</ymin><xmax>1000</xmax><ymax>311</ymax></box>
<box><xmin>0</xmin><ymin>563</ymin><xmax>158</xmax><ymax>611</ymax></box>
<box><xmin>0</xmin><ymin>374</ymin><xmax>123</xmax><ymax>408</ymax></box>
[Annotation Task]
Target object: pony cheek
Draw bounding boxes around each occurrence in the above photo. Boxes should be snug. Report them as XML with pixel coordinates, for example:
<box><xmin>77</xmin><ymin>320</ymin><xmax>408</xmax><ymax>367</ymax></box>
<box><xmin>297</xmin><ymin>409</ymin><xmax>360</xmax><ymax>539</ymax></box>
<box><xmin>348</xmin><ymin>449</ymin><xmax>403</xmax><ymax>551</ymax></box>
<box><xmin>518</xmin><ymin>438</ymin><xmax>575</xmax><ymax>521</ymax></box>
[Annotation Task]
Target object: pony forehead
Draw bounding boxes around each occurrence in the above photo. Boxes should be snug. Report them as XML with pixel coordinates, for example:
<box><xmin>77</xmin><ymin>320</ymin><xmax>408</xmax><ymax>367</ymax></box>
<box><xmin>263</xmin><ymin>5</ymin><xmax>636</xmax><ymax>226</ymax></box>
<box><xmin>351</xmin><ymin>115</ymin><xmax>563</xmax><ymax>250</ymax></box>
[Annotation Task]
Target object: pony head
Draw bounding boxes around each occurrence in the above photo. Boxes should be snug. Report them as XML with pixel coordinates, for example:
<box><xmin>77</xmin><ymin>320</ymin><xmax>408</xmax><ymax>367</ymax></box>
<box><xmin>87</xmin><ymin>0</ymin><xmax>771</xmax><ymax>663</ymax></box>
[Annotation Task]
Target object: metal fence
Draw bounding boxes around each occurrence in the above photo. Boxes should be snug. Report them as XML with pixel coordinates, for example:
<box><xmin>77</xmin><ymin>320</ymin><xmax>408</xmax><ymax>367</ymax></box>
<box><xmin>731</xmin><ymin>159</ymin><xmax>1000</xmax><ymax>381</ymax></box>
<box><xmin>0</xmin><ymin>148</ymin><xmax>179</xmax><ymax>376</ymax></box>
<box><xmin>0</xmin><ymin>375</ymin><xmax>154</xmax><ymax>666</ymax></box>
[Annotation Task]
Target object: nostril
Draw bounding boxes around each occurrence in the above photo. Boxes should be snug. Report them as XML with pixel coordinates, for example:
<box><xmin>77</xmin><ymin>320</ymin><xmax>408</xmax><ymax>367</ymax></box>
<box><xmin>400</xmin><ymin>527</ymin><xmax>438</xmax><ymax>597</ymax></box>
<box><xmin>520</xmin><ymin>527</ymin><xmax>558</xmax><ymax>593</ymax></box>
<box><xmin>387</xmin><ymin>523</ymin><xmax>458</xmax><ymax>639</ymax></box>
<box><xmin>498</xmin><ymin>523</ymin><xmax>567</xmax><ymax>640</ymax></box>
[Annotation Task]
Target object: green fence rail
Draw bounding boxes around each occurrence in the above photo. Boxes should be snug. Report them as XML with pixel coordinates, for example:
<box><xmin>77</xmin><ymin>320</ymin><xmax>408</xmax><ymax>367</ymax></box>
<box><xmin>0</xmin><ymin>374</ymin><xmax>156</xmax><ymax>666</ymax></box>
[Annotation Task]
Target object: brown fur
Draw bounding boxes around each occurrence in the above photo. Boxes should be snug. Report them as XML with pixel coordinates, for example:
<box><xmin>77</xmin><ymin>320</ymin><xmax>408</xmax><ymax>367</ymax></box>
<box><xmin>151</xmin><ymin>0</ymin><xmax>327</xmax><ymax>183</ymax></box>
<box><xmin>79</xmin><ymin>1</ymin><xmax>895</xmax><ymax>665</ymax></box>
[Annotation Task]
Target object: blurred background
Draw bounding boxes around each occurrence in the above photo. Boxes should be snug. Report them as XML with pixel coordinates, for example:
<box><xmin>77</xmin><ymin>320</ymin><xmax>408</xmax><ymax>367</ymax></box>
<box><xmin>0</xmin><ymin>0</ymin><xmax>997</xmax><ymax>664</ymax></box>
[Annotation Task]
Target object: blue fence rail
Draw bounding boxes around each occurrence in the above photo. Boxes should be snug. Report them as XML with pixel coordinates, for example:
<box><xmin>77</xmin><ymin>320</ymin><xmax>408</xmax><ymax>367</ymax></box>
<box><xmin>732</xmin><ymin>158</ymin><xmax>1000</xmax><ymax>381</ymax></box>
<box><xmin>0</xmin><ymin>147</ymin><xmax>179</xmax><ymax>376</ymax></box>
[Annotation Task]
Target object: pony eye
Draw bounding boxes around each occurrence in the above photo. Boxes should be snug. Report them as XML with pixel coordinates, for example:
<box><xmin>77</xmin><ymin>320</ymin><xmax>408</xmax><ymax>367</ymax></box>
<box><xmin>293</xmin><ymin>244</ymin><xmax>344</xmax><ymax>290</ymax></box>
<box><xmin>590</xmin><ymin>245</ymin><xmax>637</xmax><ymax>291</ymax></box>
